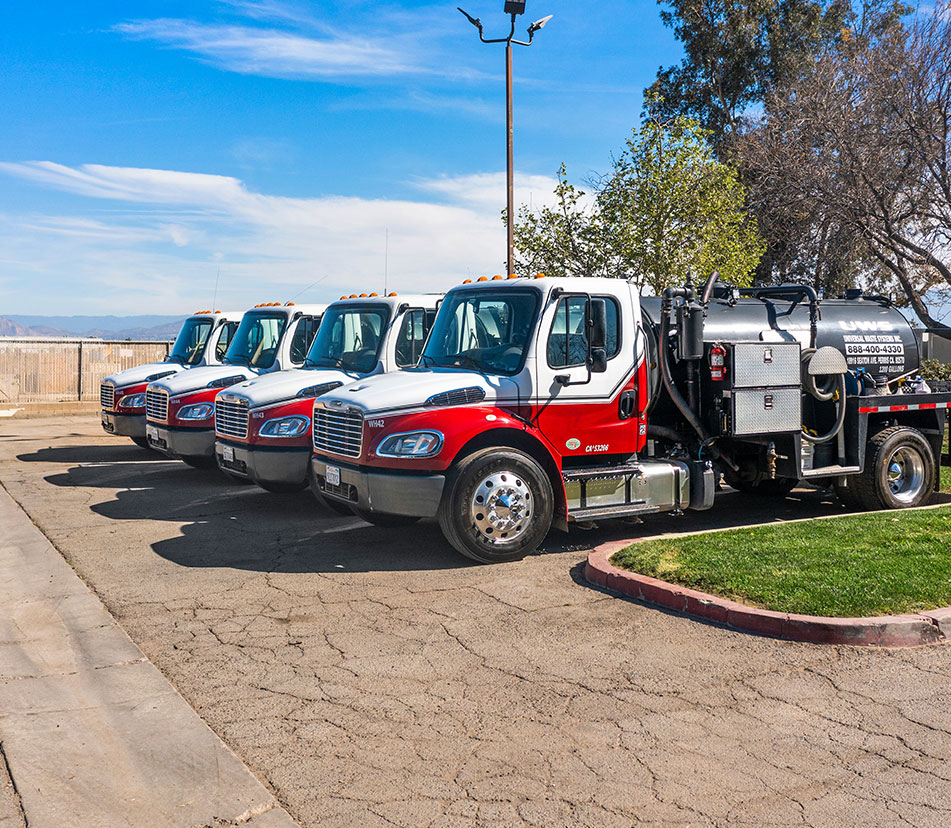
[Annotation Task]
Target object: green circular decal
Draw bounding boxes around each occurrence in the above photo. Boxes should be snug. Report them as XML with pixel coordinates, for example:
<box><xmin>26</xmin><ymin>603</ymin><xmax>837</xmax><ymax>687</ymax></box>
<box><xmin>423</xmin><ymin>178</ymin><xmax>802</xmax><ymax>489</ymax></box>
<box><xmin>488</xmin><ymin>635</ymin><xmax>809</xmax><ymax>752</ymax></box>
<box><xmin>565</xmin><ymin>438</ymin><xmax>581</xmax><ymax>450</ymax></box>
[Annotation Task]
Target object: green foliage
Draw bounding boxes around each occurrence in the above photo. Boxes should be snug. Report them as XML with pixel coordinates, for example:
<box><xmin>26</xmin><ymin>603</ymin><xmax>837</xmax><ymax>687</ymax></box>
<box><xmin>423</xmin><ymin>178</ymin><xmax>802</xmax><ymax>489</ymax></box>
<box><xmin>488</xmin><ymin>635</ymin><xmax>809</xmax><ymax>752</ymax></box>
<box><xmin>920</xmin><ymin>358</ymin><xmax>951</xmax><ymax>382</ymax></box>
<box><xmin>512</xmin><ymin>105</ymin><xmax>765</xmax><ymax>293</ymax></box>
<box><xmin>611</xmin><ymin>505</ymin><xmax>951</xmax><ymax>617</ymax></box>
<box><xmin>648</xmin><ymin>0</ymin><xmax>910</xmax><ymax>147</ymax></box>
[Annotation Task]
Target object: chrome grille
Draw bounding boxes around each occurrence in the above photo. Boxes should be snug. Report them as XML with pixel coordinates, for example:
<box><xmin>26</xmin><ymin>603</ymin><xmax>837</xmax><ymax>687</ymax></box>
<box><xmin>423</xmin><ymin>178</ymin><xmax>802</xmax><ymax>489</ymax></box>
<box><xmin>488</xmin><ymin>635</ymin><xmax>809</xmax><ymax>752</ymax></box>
<box><xmin>146</xmin><ymin>388</ymin><xmax>169</xmax><ymax>422</ymax></box>
<box><xmin>216</xmin><ymin>397</ymin><xmax>249</xmax><ymax>439</ymax></box>
<box><xmin>313</xmin><ymin>406</ymin><xmax>364</xmax><ymax>458</ymax></box>
<box><xmin>100</xmin><ymin>383</ymin><xmax>115</xmax><ymax>411</ymax></box>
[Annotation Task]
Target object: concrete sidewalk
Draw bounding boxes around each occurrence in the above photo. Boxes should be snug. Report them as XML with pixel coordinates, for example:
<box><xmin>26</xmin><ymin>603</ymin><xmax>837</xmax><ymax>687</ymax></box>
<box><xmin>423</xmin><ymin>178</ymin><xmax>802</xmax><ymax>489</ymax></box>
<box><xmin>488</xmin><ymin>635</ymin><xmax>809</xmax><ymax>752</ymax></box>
<box><xmin>0</xmin><ymin>483</ymin><xmax>298</xmax><ymax>828</ymax></box>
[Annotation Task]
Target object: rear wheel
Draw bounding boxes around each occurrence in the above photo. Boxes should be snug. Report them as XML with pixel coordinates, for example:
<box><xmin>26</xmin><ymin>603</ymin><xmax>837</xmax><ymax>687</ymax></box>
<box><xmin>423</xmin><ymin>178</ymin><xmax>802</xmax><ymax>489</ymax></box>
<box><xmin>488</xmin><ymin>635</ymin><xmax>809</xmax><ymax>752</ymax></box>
<box><xmin>351</xmin><ymin>508</ymin><xmax>420</xmax><ymax>527</ymax></box>
<box><xmin>851</xmin><ymin>426</ymin><xmax>936</xmax><ymax>510</ymax></box>
<box><xmin>438</xmin><ymin>448</ymin><xmax>553</xmax><ymax>564</ymax></box>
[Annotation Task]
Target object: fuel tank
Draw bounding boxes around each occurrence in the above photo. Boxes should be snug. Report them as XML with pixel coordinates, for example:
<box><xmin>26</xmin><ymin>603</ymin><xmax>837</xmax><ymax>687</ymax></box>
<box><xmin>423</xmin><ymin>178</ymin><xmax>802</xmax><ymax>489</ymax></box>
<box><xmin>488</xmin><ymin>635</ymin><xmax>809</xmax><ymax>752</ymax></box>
<box><xmin>641</xmin><ymin>293</ymin><xmax>919</xmax><ymax>379</ymax></box>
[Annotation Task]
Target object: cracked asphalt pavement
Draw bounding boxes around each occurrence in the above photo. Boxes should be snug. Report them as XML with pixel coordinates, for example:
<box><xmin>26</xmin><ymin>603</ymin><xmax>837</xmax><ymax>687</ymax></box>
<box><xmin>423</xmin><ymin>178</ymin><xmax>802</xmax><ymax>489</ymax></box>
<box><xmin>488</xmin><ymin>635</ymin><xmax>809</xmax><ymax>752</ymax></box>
<box><xmin>1</xmin><ymin>416</ymin><xmax>950</xmax><ymax>827</ymax></box>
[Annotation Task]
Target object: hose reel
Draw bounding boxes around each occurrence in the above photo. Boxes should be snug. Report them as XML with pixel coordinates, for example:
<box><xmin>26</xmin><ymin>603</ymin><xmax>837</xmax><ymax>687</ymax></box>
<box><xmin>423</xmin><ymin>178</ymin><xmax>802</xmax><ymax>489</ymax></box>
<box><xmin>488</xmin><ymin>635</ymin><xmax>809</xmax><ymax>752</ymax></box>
<box><xmin>801</xmin><ymin>346</ymin><xmax>849</xmax><ymax>443</ymax></box>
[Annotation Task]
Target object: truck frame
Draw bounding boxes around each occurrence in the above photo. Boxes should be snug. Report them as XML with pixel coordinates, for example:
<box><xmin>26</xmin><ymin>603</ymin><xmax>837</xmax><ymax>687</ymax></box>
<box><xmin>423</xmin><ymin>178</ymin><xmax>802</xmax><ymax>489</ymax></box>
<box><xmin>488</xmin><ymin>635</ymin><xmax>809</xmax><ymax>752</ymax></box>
<box><xmin>309</xmin><ymin>275</ymin><xmax>947</xmax><ymax>563</ymax></box>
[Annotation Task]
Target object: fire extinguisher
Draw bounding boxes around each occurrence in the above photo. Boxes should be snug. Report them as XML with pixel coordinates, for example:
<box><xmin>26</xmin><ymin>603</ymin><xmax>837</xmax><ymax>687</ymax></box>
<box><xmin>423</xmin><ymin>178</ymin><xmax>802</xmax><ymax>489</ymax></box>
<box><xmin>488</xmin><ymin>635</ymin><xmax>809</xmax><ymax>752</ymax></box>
<box><xmin>709</xmin><ymin>343</ymin><xmax>726</xmax><ymax>381</ymax></box>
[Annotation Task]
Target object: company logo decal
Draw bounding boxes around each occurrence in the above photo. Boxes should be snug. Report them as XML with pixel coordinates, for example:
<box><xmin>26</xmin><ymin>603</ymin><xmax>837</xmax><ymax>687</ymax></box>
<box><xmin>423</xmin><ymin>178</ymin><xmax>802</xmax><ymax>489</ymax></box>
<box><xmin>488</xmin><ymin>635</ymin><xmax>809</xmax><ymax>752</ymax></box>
<box><xmin>565</xmin><ymin>438</ymin><xmax>581</xmax><ymax>450</ymax></box>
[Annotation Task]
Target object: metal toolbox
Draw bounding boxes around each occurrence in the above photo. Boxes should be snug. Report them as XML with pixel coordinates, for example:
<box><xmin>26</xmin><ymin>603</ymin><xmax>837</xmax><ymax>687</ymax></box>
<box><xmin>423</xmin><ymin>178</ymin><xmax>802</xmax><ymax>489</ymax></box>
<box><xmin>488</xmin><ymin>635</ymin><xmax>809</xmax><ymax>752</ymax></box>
<box><xmin>731</xmin><ymin>342</ymin><xmax>801</xmax><ymax>388</ymax></box>
<box><xmin>730</xmin><ymin>386</ymin><xmax>801</xmax><ymax>436</ymax></box>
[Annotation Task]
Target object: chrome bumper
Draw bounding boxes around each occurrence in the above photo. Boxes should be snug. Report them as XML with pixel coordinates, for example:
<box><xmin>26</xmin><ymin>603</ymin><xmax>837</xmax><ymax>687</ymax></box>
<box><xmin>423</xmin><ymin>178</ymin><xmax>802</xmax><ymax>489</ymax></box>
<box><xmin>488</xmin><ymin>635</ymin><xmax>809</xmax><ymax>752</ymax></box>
<box><xmin>215</xmin><ymin>441</ymin><xmax>310</xmax><ymax>486</ymax></box>
<box><xmin>101</xmin><ymin>411</ymin><xmax>146</xmax><ymax>439</ymax></box>
<box><xmin>147</xmin><ymin>424</ymin><xmax>215</xmax><ymax>459</ymax></box>
<box><xmin>311</xmin><ymin>457</ymin><xmax>445</xmax><ymax>517</ymax></box>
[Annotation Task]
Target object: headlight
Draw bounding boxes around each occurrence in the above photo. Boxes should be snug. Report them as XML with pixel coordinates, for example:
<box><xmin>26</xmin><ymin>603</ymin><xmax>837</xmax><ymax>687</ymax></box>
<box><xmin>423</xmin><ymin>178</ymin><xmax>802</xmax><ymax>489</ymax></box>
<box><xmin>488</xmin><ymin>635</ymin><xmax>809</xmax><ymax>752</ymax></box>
<box><xmin>259</xmin><ymin>415</ymin><xmax>310</xmax><ymax>437</ymax></box>
<box><xmin>178</xmin><ymin>402</ymin><xmax>215</xmax><ymax>421</ymax></box>
<box><xmin>376</xmin><ymin>430</ymin><xmax>443</xmax><ymax>458</ymax></box>
<box><xmin>118</xmin><ymin>393</ymin><xmax>146</xmax><ymax>408</ymax></box>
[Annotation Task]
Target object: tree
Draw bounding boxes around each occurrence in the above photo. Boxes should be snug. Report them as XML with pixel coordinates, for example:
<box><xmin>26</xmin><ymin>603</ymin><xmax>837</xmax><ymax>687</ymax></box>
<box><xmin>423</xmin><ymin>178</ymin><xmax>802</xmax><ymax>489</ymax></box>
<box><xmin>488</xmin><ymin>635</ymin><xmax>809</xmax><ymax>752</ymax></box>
<box><xmin>648</xmin><ymin>0</ymin><xmax>853</xmax><ymax>148</ymax></box>
<box><xmin>735</xmin><ymin>2</ymin><xmax>951</xmax><ymax>327</ymax></box>
<box><xmin>512</xmin><ymin>105</ymin><xmax>765</xmax><ymax>294</ymax></box>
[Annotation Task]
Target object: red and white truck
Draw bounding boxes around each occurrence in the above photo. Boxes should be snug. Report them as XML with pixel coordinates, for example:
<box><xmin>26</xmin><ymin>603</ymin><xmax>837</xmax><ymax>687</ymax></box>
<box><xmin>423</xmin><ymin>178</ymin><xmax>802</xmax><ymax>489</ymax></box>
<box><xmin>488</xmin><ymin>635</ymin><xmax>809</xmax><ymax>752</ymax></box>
<box><xmin>214</xmin><ymin>293</ymin><xmax>440</xmax><ymax>493</ymax></box>
<box><xmin>100</xmin><ymin>309</ymin><xmax>243</xmax><ymax>448</ymax></box>
<box><xmin>310</xmin><ymin>275</ymin><xmax>948</xmax><ymax>562</ymax></box>
<box><xmin>145</xmin><ymin>302</ymin><xmax>325</xmax><ymax>467</ymax></box>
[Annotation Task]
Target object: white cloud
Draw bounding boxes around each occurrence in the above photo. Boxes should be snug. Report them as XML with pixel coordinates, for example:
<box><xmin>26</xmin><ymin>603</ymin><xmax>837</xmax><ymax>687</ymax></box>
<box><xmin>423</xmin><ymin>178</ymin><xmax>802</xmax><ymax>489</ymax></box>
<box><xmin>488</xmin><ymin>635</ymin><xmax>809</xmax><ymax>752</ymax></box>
<box><xmin>113</xmin><ymin>18</ymin><xmax>421</xmax><ymax>79</ymax></box>
<box><xmin>0</xmin><ymin>163</ymin><xmax>558</xmax><ymax>314</ymax></box>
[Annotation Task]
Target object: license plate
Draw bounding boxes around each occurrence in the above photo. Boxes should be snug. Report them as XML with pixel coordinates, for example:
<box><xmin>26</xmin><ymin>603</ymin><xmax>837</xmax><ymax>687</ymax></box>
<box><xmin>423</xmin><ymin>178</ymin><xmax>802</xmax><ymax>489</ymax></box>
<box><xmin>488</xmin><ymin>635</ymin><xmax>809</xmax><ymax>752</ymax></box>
<box><xmin>325</xmin><ymin>465</ymin><xmax>340</xmax><ymax>486</ymax></box>
<box><xmin>222</xmin><ymin>445</ymin><xmax>235</xmax><ymax>462</ymax></box>
<box><xmin>146</xmin><ymin>424</ymin><xmax>158</xmax><ymax>441</ymax></box>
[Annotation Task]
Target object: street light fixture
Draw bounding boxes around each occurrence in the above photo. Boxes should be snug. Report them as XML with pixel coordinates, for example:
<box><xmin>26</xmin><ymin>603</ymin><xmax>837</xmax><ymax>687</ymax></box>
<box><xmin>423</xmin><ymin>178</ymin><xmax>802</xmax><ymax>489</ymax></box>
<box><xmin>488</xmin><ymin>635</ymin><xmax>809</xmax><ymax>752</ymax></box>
<box><xmin>457</xmin><ymin>2</ymin><xmax>553</xmax><ymax>275</ymax></box>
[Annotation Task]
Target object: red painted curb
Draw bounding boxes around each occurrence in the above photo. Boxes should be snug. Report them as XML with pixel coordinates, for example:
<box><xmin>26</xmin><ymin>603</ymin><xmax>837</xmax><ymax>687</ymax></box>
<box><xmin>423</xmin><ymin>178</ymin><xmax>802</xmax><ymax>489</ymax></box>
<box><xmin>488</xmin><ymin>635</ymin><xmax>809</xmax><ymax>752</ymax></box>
<box><xmin>585</xmin><ymin>543</ymin><xmax>948</xmax><ymax>648</ymax></box>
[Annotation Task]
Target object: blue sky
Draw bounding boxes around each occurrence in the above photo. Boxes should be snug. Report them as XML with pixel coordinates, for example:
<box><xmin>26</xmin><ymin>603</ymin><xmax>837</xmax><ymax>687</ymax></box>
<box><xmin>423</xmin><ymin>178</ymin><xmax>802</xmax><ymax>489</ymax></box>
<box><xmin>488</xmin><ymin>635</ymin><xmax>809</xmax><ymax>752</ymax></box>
<box><xmin>0</xmin><ymin>1</ymin><xmax>680</xmax><ymax>315</ymax></box>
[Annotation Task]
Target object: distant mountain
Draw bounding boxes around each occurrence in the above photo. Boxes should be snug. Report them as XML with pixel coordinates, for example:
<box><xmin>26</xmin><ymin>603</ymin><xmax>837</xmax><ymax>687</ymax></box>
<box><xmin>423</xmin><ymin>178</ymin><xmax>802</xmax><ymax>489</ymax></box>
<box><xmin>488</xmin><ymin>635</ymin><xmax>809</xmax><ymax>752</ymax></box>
<box><xmin>0</xmin><ymin>315</ymin><xmax>185</xmax><ymax>341</ymax></box>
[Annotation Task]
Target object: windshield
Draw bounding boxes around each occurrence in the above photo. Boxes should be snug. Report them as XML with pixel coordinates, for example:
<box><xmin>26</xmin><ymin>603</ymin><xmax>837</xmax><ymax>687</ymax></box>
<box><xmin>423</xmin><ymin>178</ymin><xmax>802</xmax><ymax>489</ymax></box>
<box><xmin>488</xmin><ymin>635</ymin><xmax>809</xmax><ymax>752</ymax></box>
<box><xmin>305</xmin><ymin>305</ymin><xmax>390</xmax><ymax>373</ymax></box>
<box><xmin>224</xmin><ymin>312</ymin><xmax>288</xmax><ymax>369</ymax></box>
<box><xmin>168</xmin><ymin>317</ymin><xmax>213</xmax><ymax>365</ymax></box>
<box><xmin>422</xmin><ymin>289</ymin><xmax>540</xmax><ymax>375</ymax></box>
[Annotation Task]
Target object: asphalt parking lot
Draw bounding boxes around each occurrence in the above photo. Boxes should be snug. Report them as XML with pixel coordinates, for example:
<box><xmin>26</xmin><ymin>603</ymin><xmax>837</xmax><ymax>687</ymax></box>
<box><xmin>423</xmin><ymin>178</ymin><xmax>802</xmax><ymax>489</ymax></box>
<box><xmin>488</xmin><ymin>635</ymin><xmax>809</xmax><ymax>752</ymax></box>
<box><xmin>2</xmin><ymin>416</ymin><xmax>951</xmax><ymax>828</ymax></box>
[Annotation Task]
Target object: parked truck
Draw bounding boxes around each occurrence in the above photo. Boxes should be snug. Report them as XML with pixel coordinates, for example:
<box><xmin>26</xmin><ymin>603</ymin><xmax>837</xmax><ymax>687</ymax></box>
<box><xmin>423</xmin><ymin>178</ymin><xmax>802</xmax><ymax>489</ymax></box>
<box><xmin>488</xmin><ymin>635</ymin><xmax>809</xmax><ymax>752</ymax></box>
<box><xmin>145</xmin><ymin>302</ymin><xmax>325</xmax><ymax>467</ymax></box>
<box><xmin>100</xmin><ymin>309</ymin><xmax>243</xmax><ymax>448</ymax></box>
<box><xmin>214</xmin><ymin>292</ymin><xmax>440</xmax><ymax>493</ymax></box>
<box><xmin>309</xmin><ymin>274</ymin><xmax>948</xmax><ymax>563</ymax></box>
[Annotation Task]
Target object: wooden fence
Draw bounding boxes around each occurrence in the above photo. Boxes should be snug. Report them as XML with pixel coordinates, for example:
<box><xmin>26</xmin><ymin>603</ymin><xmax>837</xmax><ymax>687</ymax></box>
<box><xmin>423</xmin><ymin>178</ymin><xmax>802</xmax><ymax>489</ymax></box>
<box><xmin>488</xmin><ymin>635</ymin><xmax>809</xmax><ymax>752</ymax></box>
<box><xmin>0</xmin><ymin>338</ymin><xmax>172</xmax><ymax>403</ymax></box>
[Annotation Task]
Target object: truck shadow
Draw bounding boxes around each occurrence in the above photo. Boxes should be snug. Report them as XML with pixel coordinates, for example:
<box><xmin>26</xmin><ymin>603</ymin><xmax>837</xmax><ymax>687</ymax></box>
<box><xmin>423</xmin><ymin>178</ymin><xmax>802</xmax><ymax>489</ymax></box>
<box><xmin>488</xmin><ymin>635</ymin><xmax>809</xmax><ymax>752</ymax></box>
<box><xmin>27</xmin><ymin>446</ymin><xmax>951</xmax><ymax>575</ymax></box>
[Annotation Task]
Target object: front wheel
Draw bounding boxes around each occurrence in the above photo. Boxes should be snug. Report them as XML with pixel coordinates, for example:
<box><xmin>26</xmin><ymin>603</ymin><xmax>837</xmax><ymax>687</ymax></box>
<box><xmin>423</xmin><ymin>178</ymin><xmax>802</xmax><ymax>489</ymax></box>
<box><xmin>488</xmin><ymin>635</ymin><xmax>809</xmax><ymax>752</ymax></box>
<box><xmin>851</xmin><ymin>426</ymin><xmax>936</xmax><ymax>510</ymax></box>
<box><xmin>438</xmin><ymin>448</ymin><xmax>553</xmax><ymax>564</ymax></box>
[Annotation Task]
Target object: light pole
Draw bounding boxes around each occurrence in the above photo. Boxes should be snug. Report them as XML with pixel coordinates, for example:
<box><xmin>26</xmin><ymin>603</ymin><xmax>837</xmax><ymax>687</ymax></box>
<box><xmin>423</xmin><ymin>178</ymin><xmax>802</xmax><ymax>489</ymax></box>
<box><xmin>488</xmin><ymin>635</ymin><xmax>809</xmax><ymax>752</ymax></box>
<box><xmin>458</xmin><ymin>2</ymin><xmax>552</xmax><ymax>275</ymax></box>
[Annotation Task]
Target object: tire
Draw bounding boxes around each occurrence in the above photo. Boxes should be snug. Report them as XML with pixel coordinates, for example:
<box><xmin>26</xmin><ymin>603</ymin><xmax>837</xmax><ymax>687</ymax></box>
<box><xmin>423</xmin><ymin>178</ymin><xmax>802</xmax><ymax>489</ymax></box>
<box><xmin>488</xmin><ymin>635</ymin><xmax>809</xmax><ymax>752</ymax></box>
<box><xmin>851</xmin><ymin>426</ymin><xmax>936</xmax><ymax>510</ymax></box>
<box><xmin>131</xmin><ymin>436</ymin><xmax>152</xmax><ymax>450</ymax></box>
<box><xmin>258</xmin><ymin>480</ymin><xmax>308</xmax><ymax>494</ymax></box>
<box><xmin>181</xmin><ymin>455</ymin><xmax>217</xmax><ymax>469</ymax></box>
<box><xmin>351</xmin><ymin>508</ymin><xmax>420</xmax><ymax>527</ymax></box>
<box><xmin>438</xmin><ymin>448</ymin><xmax>553</xmax><ymax>564</ymax></box>
<box><xmin>731</xmin><ymin>477</ymin><xmax>797</xmax><ymax>497</ymax></box>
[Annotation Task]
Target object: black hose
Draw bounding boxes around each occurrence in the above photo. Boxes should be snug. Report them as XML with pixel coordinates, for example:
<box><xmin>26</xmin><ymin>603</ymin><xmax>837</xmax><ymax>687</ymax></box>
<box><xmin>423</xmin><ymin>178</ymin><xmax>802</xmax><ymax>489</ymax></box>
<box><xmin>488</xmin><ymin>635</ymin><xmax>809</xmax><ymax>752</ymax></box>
<box><xmin>659</xmin><ymin>290</ymin><xmax>710</xmax><ymax>444</ymax></box>
<box><xmin>801</xmin><ymin>375</ymin><xmax>847</xmax><ymax>444</ymax></box>
<box><xmin>646</xmin><ymin>425</ymin><xmax>690</xmax><ymax>445</ymax></box>
<box><xmin>700</xmin><ymin>270</ymin><xmax>720</xmax><ymax>305</ymax></box>
<box><xmin>739</xmin><ymin>284</ymin><xmax>819</xmax><ymax>348</ymax></box>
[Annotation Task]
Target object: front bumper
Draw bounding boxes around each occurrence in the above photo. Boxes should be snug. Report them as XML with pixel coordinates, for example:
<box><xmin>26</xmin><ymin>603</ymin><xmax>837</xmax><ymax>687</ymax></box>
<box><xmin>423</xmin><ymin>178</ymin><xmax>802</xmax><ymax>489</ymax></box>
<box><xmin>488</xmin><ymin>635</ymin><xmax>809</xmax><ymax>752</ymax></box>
<box><xmin>101</xmin><ymin>411</ymin><xmax>146</xmax><ymax>439</ymax></box>
<box><xmin>311</xmin><ymin>456</ymin><xmax>445</xmax><ymax>517</ymax></box>
<box><xmin>146</xmin><ymin>423</ymin><xmax>215</xmax><ymax>459</ymax></box>
<box><xmin>216</xmin><ymin>440</ymin><xmax>310</xmax><ymax>486</ymax></box>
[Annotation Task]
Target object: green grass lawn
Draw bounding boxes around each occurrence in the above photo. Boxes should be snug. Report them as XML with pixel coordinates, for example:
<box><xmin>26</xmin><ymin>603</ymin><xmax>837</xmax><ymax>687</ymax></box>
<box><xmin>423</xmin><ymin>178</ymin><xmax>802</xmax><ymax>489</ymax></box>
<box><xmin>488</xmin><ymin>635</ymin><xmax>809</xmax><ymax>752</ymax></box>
<box><xmin>611</xmin><ymin>507</ymin><xmax>951</xmax><ymax>617</ymax></box>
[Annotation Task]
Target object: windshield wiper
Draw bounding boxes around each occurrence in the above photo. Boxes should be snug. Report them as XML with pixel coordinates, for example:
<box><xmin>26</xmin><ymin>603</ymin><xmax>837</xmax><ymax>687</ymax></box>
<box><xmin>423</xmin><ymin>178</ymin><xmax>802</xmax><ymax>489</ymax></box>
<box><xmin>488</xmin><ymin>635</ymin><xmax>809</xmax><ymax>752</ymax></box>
<box><xmin>442</xmin><ymin>354</ymin><xmax>486</xmax><ymax>372</ymax></box>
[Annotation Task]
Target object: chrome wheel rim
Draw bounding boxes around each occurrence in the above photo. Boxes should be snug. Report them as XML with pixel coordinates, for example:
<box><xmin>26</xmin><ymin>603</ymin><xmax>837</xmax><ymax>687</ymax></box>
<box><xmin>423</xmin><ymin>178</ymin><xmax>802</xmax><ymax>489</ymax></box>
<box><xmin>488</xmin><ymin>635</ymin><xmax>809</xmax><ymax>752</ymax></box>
<box><xmin>470</xmin><ymin>470</ymin><xmax>532</xmax><ymax>544</ymax></box>
<box><xmin>885</xmin><ymin>446</ymin><xmax>926</xmax><ymax>504</ymax></box>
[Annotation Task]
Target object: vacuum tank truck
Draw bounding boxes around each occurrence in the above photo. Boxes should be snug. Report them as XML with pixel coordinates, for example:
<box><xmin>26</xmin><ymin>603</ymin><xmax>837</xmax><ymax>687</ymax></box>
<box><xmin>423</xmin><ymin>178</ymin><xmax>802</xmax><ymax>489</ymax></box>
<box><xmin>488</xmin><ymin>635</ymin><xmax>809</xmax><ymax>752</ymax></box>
<box><xmin>214</xmin><ymin>292</ymin><xmax>440</xmax><ymax>493</ymax></box>
<box><xmin>99</xmin><ymin>309</ymin><xmax>243</xmax><ymax>448</ymax></box>
<box><xmin>310</xmin><ymin>274</ymin><xmax>948</xmax><ymax>563</ymax></box>
<box><xmin>145</xmin><ymin>302</ymin><xmax>325</xmax><ymax>467</ymax></box>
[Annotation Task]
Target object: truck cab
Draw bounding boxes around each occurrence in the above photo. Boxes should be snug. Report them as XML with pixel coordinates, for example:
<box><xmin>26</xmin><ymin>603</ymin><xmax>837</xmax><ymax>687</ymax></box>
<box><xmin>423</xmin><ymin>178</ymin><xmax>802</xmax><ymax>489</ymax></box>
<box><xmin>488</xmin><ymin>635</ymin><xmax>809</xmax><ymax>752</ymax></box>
<box><xmin>214</xmin><ymin>293</ymin><xmax>440</xmax><ymax>492</ymax></box>
<box><xmin>310</xmin><ymin>276</ymin><xmax>658</xmax><ymax>559</ymax></box>
<box><xmin>100</xmin><ymin>309</ymin><xmax>243</xmax><ymax>448</ymax></box>
<box><xmin>145</xmin><ymin>302</ymin><xmax>325</xmax><ymax>467</ymax></box>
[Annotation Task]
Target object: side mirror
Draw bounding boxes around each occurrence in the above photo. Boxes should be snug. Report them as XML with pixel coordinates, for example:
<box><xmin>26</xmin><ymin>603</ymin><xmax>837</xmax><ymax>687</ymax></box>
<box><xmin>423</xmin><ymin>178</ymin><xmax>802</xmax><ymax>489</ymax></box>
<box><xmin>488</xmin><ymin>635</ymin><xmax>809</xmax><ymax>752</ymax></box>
<box><xmin>587</xmin><ymin>298</ymin><xmax>607</xmax><ymax>349</ymax></box>
<box><xmin>588</xmin><ymin>347</ymin><xmax>607</xmax><ymax>373</ymax></box>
